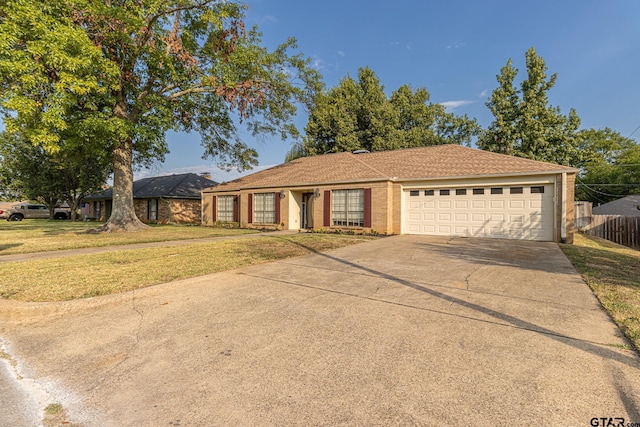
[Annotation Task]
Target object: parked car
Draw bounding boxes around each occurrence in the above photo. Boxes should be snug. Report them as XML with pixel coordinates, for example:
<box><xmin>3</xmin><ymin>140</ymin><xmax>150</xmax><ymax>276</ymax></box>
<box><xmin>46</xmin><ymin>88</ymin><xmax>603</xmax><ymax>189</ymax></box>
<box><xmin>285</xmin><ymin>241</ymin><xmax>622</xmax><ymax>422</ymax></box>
<box><xmin>1</xmin><ymin>203</ymin><xmax>70</xmax><ymax>221</ymax></box>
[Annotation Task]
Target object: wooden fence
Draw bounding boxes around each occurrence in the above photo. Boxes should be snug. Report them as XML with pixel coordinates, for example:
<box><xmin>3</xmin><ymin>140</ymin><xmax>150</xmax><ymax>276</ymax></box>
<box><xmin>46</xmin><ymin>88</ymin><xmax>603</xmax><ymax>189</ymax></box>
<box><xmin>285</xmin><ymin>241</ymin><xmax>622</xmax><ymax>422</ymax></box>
<box><xmin>581</xmin><ymin>215</ymin><xmax>640</xmax><ymax>249</ymax></box>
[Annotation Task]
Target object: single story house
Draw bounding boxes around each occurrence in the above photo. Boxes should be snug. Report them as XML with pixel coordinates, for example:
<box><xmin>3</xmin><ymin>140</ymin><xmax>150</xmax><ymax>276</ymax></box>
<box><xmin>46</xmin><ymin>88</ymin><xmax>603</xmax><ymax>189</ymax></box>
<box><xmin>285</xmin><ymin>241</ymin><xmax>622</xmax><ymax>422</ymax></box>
<box><xmin>592</xmin><ymin>194</ymin><xmax>640</xmax><ymax>216</ymax></box>
<box><xmin>86</xmin><ymin>173</ymin><xmax>218</xmax><ymax>224</ymax></box>
<box><xmin>202</xmin><ymin>145</ymin><xmax>577</xmax><ymax>243</ymax></box>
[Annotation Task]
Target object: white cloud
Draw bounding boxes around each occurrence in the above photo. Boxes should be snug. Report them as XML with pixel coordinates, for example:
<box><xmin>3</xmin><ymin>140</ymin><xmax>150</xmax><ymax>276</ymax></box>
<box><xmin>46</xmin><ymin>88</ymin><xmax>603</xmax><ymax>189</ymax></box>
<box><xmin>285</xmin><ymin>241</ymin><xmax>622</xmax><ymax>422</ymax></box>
<box><xmin>446</xmin><ymin>41</ymin><xmax>466</xmax><ymax>49</ymax></box>
<box><xmin>337</xmin><ymin>50</ymin><xmax>345</xmax><ymax>57</ymax></box>
<box><xmin>440</xmin><ymin>100</ymin><xmax>476</xmax><ymax>111</ymax></box>
<box><xmin>312</xmin><ymin>57</ymin><xmax>325</xmax><ymax>70</ymax></box>
<box><xmin>478</xmin><ymin>89</ymin><xmax>489</xmax><ymax>98</ymax></box>
<box><xmin>258</xmin><ymin>15</ymin><xmax>277</xmax><ymax>24</ymax></box>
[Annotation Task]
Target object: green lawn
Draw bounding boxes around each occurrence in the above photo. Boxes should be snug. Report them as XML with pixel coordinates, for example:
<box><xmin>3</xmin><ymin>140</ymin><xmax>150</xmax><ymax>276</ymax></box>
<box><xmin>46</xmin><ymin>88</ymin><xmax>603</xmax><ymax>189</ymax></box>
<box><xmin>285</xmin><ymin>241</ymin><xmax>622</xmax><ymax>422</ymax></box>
<box><xmin>0</xmin><ymin>232</ymin><xmax>375</xmax><ymax>302</ymax></box>
<box><xmin>560</xmin><ymin>233</ymin><xmax>640</xmax><ymax>352</ymax></box>
<box><xmin>0</xmin><ymin>220</ymin><xmax>256</xmax><ymax>255</ymax></box>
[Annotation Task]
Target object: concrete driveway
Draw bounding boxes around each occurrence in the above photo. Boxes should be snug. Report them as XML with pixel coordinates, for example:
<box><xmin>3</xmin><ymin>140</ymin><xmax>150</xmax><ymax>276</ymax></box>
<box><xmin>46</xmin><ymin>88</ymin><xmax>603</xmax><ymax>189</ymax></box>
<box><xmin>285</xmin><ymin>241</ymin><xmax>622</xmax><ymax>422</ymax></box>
<box><xmin>1</xmin><ymin>235</ymin><xmax>639</xmax><ymax>426</ymax></box>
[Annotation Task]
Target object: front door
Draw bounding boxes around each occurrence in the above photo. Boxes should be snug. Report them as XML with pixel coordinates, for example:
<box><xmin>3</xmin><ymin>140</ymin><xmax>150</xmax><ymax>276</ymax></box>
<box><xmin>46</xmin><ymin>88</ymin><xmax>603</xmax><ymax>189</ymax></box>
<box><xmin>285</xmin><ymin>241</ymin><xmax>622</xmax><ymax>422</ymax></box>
<box><xmin>302</xmin><ymin>193</ymin><xmax>314</xmax><ymax>229</ymax></box>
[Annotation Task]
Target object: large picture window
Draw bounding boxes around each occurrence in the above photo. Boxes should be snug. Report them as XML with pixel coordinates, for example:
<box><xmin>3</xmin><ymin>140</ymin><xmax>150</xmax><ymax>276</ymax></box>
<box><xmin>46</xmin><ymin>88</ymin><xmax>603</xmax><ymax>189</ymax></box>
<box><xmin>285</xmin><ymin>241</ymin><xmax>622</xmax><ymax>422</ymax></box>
<box><xmin>332</xmin><ymin>189</ymin><xmax>364</xmax><ymax>227</ymax></box>
<box><xmin>254</xmin><ymin>192</ymin><xmax>276</xmax><ymax>224</ymax></box>
<box><xmin>217</xmin><ymin>196</ymin><xmax>235</xmax><ymax>222</ymax></box>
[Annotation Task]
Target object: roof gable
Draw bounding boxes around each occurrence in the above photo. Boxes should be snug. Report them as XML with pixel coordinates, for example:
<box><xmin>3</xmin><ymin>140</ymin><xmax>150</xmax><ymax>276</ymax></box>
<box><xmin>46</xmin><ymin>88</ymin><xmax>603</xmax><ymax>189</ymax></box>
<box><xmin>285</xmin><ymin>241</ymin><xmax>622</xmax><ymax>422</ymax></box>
<box><xmin>206</xmin><ymin>145</ymin><xmax>577</xmax><ymax>192</ymax></box>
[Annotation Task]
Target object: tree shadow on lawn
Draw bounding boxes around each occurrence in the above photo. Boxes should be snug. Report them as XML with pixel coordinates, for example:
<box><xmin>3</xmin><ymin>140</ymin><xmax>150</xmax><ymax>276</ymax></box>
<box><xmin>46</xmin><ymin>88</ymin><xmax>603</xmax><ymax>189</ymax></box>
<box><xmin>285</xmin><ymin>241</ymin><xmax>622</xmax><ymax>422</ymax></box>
<box><xmin>0</xmin><ymin>243</ymin><xmax>22</xmax><ymax>252</ymax></box>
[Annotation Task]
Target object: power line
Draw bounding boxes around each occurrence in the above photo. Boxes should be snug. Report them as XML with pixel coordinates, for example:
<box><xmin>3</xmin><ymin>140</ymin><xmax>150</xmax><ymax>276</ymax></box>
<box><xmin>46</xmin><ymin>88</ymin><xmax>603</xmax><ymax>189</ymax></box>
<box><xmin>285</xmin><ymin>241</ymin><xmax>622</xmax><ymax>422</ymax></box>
<box><xmin>576</xmin><ymin>183</ymin><xmax>640</xmax><ymax>187</ymax></box>
<box><xmin>627</xmin><ymin>123</ymin><xmax>640</xmax><ymax>139</ymax></box>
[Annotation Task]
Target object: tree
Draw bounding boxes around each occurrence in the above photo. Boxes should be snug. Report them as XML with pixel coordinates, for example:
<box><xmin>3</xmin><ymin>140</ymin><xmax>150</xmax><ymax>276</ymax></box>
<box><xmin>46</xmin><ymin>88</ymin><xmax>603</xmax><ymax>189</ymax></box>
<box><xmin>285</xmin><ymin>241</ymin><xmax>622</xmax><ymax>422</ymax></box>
<box><xmin>303</xmin><ymin>66</ymin><xmax>479</xmax><ymax>155</ymax></box>
<box><xmin>479</xmin><ymin>47</ymin><xmax>582</xmax><ymax>166</ymax></box>
<box><xmin>575</xmin><ymin>128</ymin><xmax>640</xmax><ymax>203</ymax></box>
<box><xmin>0</xmin><ymin>0</ymin><xmax>321</xmax><ymax>231</ymax></box>
<box><xmin>284</xmin><ymin>142</ymin><xmax>306</xmax><ymax>162</ymax></box>
<box><xmin>0</xmin><ymin>132</ymin><xmax>112</xmax><ymax>220</ymax></box>
<box><xmin>0</xmin><ymin>133</ymin><xmax>65</xmax><ymax>217</ymax></box>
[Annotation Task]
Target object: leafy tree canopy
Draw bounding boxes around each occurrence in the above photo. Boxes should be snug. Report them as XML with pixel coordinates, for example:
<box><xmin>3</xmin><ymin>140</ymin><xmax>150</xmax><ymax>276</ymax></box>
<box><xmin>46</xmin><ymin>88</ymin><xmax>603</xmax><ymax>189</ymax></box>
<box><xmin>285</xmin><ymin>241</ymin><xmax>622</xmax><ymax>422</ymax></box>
<box><xmin>478</xmin><ymin>47</ymin><xmax>582</xmax><ymax>166</ymax></box>
<box><xmin>302</xmin><ymin>66</ymin><xmax>480</xmax><ymax>156</ymax></box>
<box><xmin>575</xmin><ymin>128</ymin><xmax>640</xmax><ymax>203</ymax></box>
<box><xmin>0</xmin><ymin>0</ymin><xmax>321</xmax><ymax>231</ymax></box>
<box><xmin>0</xmin><ymin>131</ymin><xmax>112</xmax><ymax>219</ymax></box>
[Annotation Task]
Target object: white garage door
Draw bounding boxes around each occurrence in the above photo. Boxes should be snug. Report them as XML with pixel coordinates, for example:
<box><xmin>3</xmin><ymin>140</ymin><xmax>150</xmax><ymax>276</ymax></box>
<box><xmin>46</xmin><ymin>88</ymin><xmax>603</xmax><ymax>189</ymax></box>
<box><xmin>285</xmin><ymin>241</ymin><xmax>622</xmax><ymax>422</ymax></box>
<box><xmin>403</xmin><ymin>184</ymin><xmax>554</xmax><ymax>241</ymax></box>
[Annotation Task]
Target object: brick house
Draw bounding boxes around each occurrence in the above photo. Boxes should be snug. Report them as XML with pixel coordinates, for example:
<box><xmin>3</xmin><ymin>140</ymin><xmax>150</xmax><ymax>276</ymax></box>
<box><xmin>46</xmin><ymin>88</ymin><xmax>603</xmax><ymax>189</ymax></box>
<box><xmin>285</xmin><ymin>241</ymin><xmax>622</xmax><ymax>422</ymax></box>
<box><xmin>201</xmin><ymin>145</ymin><xmax>577</xmax><ymax>243</ymax></box>
<box><xmin>86</xmin><ymin>173</ymin><xmax>218</xmax><ymax>224</ymax></box>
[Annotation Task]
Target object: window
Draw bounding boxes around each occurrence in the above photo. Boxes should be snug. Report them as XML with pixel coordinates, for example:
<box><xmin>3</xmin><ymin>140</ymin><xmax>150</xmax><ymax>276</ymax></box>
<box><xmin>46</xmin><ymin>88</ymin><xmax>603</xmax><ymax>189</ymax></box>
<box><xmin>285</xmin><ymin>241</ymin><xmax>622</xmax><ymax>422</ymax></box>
<box><xmin>440</xmin><ymin>189</ymin><xmax>450</xmax><ymax>196</ymax></box>
<box><xmin>510</xmin><ymin>187</ymin><xmax>523</xmax><ymax>194</ymax></box>
<box><xmin>217</xmin><ymin>196</ymin><xmax>235</xmax><ymax>222</ymax></box>
<box><xmin>491</xmin><ymin>187</ymin><xmax>503</xmax><ymax>195</ymax></box>
<box><xmin>148</xmin><ymin>199</ymin><xmax>158</xmax><ymax>220</ymax></box>
<box><xmin>94</xmin><ymin>201</ymin><xmax>101</xmax><ymax>219</ymax></box>
<box><xmin>254</xmin><ymin>193</ymin><xmax>276</xmax><ymax>223</ymax></box>
<box><xmin>332</xmin><ymin>189</ymin><xmax>364</xmax><ymax>226</ymax></box>
<box><xmin>531</xmin><ymin>186</ymin><xmax>545</xmax><ymax>194</ymax></box>
<box><xmin>410</xmin><ymin>190</ymin><xmax>419</xmax><ymax>197</ymax></box>
<box><xmin>424</xmin><ymin>190</ymin><xmax>435</xmax><ymax>196</ymax></box>
<box><xmin>473</xmin><ymin>188</ymin><xmax>484</xmax><ymax>195</ymax></box>
<box><xmin>456</xmin><ymin>189</ymin><xmax>467</xmax><ymax>196</ymax></box>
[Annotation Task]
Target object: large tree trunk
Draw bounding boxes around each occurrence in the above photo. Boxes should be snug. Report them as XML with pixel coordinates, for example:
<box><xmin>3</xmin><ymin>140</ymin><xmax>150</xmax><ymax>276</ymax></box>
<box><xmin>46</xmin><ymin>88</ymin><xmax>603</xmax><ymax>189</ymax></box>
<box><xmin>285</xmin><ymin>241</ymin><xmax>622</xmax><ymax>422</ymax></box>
<box><xmin>92</xmin><ymin>137</ymin><xmax>148</xmax><ymax>232</ymax></box>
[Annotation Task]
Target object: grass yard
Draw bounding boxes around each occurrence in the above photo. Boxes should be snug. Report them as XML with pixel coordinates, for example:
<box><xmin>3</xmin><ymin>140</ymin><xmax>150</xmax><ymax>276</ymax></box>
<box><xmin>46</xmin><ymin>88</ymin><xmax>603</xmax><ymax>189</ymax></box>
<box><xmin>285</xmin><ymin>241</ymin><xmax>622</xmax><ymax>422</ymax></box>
<box><xmin>560</xmin><ymin>233</ymin><xmax>640</xmax><ymax>352</ymax></box>
<box><xmin>0</xmin><ymin>234</ymin><xmax>374</xmax><ymax>302</ymax></box>
<box><xmin>0</xmin><ymin>220</ymin><xmax>256</xmax><ymax>255</ymax></box>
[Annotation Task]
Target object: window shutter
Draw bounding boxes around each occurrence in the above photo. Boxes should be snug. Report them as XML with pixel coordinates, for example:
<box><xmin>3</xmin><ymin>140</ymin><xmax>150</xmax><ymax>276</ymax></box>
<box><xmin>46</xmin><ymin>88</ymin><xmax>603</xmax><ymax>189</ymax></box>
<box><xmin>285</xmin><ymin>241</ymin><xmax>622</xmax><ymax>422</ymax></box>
<box><xmin>275</xmin><ymin>195</ymin><xmax>281</xmax><ymax>224</ymax></box>
<box><xmin>364</xmin><ymin>188</ymin><xmax>372</xmax><ymax>228</ymax></box>
<box><xmin>211</xmin><ymin>196</ymin><xmax>217</xmax><ymax>222</ymax></box>
<box><xmin>323</xmin><ymin>190</ymin><xmax>331</xmax><ymax>227</ymax></box>
<box><xmin>233</xmin><ymin>195</ymin><xmax>239</xmax><ymax>222</ymax></box>
<box><xmin>248</xmin><ymin>194</ymin><xmax>253</xmax><ymax>224</ymax></box>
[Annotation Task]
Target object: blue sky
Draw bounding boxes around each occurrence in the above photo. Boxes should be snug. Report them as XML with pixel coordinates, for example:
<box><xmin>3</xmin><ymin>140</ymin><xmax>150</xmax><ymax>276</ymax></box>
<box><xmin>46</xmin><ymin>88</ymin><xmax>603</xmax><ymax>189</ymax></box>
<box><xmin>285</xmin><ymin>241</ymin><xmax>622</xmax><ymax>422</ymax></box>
<box><xmin>139</xmin><ymin>1</ymin><xmax>639</xmax><ymax>182</ymax></box>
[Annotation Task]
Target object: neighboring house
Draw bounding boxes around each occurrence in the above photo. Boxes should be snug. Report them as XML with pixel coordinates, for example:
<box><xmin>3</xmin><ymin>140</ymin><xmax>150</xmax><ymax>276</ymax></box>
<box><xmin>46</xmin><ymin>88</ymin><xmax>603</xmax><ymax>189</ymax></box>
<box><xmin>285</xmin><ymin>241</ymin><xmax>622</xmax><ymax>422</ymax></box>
<box><xmin>202</xmin><ymin>145</ymin><xmax>577</xmax><ymax>243</ymax></box>
<box><xmin>86</xmin><ymin>173</ymin><xmax>218</xmax><ymax>224</ymax></box>
<box><xmin>592</xmin><ymin>194</ymin><xmax>640</xmax><ymax>217</ymax></box>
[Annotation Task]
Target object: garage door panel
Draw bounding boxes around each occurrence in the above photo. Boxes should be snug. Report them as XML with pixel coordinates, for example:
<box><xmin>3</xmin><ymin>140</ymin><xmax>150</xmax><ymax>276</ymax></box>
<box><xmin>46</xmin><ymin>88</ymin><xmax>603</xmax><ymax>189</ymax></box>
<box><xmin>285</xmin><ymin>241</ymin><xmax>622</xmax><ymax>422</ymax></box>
<box><xmin>471</xmin><ymin>213</ymin><xmax>486</xmax><ymax>222</ymax></box>
<box><xmin>403</xmin><ymin>184</ymin><xmax>554</xmax><ymax>241</ymax></box>
<box><xmin>438</xmin><ymin>225</ymin><xmax>452</xmax><ymax>233</ymax></box>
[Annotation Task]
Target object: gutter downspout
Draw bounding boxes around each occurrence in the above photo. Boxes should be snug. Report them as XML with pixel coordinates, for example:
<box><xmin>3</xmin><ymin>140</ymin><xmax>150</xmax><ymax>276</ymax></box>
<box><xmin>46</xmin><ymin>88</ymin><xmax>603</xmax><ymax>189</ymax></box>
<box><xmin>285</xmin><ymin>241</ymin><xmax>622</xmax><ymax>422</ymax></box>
<box><xmin>561</xmin><ymin>173</ymin><xmax>567</xmax><ymax>243</ymax></box>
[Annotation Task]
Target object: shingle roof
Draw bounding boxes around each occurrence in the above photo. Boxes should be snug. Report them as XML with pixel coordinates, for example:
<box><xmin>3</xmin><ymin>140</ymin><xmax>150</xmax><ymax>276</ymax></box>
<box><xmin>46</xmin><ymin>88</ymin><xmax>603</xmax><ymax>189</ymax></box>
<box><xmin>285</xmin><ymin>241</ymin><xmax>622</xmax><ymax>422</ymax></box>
<box><xmin>205</xmin><ymin>145</ymin><xmax>577</xmax><ymax>192</ymax></box>
<box><xmin>592</xmin><ymin>194</ymin><xmax>640</xmax><ymax>216</ymax></box>
<box><xmin>87</xmin><ymin>173</ymin><xmax>218</xmax><ymax>200</ymax></box>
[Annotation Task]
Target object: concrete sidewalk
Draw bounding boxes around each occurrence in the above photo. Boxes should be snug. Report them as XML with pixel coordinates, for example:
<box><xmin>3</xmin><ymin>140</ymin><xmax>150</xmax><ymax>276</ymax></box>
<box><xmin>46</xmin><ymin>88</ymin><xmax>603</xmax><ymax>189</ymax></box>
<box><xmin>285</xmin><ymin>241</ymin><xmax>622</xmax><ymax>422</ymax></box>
<box><xmin>1</xmin><ymin>235</ymin><xmax>639</xmax><ymax>426</ymax></box>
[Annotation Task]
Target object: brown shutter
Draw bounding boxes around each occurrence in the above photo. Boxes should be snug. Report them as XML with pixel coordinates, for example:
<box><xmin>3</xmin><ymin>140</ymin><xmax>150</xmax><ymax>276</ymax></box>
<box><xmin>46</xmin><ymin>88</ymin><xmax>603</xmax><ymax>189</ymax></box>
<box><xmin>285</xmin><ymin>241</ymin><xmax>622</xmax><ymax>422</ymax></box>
<box><xmin>248</xmin><ymin>194</ymin><xmax>253</xmax><ymax>224</ymax></box>
<box><xmin>233</xmin><ymin>195</ymin><xmax>239</xmax><ymax>222</ymax></box>
<box><xmin>364</xmin><ymin>188</ymin><xmax>372</xmax><ymax>228</ymax></box>
<box><xmin>275</xmin><ymin>194</ymin><xmax>281</xmax><ymax>224</ymax></box>
<box><xmin>323</xmin><ymin>190</ymin><xmax>331</xmax><ymax>227</ymax></box>
<box><xmin>211</xmin><ymin>196</ymin><xmax>217</xmax><ymax>222</ymax></box>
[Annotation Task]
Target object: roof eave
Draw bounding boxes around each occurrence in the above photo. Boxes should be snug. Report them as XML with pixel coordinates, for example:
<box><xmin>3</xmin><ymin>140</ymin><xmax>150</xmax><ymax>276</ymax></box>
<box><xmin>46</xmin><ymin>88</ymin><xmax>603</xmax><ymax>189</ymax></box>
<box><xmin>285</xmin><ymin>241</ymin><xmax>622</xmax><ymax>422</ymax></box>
<box><xmin>203</xmin><ymin>169</ymin><xmax>577</xmax><ymax>193</ymax></box>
